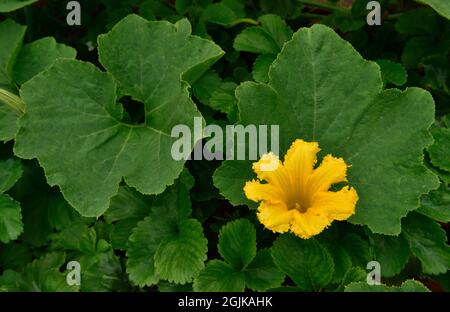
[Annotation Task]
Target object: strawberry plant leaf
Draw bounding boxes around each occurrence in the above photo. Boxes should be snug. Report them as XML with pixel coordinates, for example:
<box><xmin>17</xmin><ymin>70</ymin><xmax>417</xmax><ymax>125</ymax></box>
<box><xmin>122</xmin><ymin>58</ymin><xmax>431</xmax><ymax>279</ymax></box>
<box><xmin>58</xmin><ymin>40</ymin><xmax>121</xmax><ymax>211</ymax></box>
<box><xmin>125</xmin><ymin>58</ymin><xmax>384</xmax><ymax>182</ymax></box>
<box><xmin>402</xmin><ymin>212</ymin><xmax>450</xmax><ymax>275</ymax></box>
<box><xmin>417</xmin><ymin>183</ymin><xmax>450</xmax><ymax>222</ymax></box>
<box><xmin>252</xmin><ymin>54</ymin><xmax>276</xmax><ymax>83</ymax></box>
<box><xmin>214</xmin><ymin>24</ymin><xmax>439</xmax><ymax>235</ymax></box>
<box><xmin>13</xmin><ymin>37</ymin><xmax>77</xmax><ymax>85</ymax></box>
<box><xmin>193</xmin><ymin>260</ymin><xmax>246</xmax><ymax>292</ymax></box>
<box><xmin>0</xmin><ymin>0</ymin><xmax>37</xmax><ymax>12</ymax></box>
<box><xmin>218</xmin><ymin>219</ymin><xmax>256</xmax><ymax>269</ymax></box>
<box><xmin>243</xmin><ymin>249</ymin><xmax>285</xmax><ymax>291</ymax></box>
<box><xmin>234</xmin><ymin>14</ymin><xmax>292</xmax><ymax>54</ymax></box>
<box><xmin>15</xmin><ymin>15</ymin><xmax>223</xmax><ymax>217</ymax></box>
<box><xmin>0</xmin><ymin>194</ymin><xmax>23</xmax><ymax>243</ymax></box>
<box><xmin>272</xmin><ymin>234</ymin><xmax>334</xmax><ymax>291</ymax></box>
<box><xmin>372</xmin><ymin>234</ymin><xmax>410</xmax><ymax>277</ymax></box>
<box><xmin>0</xmin><ymin>158</ymin><xmax>22</xmax><ymax>193</ymax></box>
<box><xmin>127</xmin><ymin>179</ymin><xmax>207</xmax><ymax>286</ymax></box>
<box><xmin>345</xmin><ymin>279</ymin><xmax>430</xmax><ymax>292</ymax></box>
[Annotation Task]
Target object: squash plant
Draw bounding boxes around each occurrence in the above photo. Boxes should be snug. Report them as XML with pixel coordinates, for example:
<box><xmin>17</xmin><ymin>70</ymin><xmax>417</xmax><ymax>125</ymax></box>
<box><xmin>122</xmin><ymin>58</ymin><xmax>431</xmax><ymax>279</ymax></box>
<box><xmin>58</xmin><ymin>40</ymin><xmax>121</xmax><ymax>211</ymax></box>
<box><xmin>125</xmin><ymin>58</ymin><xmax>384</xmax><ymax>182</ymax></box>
<box><xmin>0</xmin><ymin>0</ymin><xmax>448</xmax><ymax>292</ymax></box>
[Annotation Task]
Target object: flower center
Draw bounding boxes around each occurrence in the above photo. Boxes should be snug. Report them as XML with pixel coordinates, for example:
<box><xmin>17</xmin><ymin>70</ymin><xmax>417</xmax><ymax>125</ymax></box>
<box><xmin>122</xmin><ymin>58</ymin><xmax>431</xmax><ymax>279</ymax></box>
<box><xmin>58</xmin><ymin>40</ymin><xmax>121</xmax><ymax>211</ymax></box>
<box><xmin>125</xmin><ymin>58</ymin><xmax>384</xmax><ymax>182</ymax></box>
<box><xmin>290</xmin><ymin>201</ymin><xmax>308</xmax><ymax>213</ymax></box>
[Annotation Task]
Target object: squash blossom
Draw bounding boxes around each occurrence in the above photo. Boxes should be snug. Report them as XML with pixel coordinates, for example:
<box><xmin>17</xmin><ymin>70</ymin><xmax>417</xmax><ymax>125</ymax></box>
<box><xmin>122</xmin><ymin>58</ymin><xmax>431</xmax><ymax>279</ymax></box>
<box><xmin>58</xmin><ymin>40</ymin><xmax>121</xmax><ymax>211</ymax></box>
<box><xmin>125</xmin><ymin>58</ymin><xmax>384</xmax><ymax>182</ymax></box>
<box><xmin>244</xmin><ymin>139</ymin><xmax>358</xmax><ymax>239</ymax></box>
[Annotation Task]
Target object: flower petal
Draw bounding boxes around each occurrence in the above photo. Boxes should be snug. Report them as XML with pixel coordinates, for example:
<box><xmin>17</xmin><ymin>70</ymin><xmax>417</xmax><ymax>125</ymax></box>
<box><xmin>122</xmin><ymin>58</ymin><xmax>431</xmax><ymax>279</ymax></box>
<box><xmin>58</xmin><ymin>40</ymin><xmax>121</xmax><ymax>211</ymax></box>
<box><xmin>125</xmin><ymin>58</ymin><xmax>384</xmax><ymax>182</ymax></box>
<box><xmin>290</xmin><ymin>208</ymin><xmax>331</xmax><ymax>239</ymax></box>
<box><xmin>257</xmin><ymin>201</ymin><xmax>292</xmax><ymax>233</ymax></box>
<box><xmin>252</xmin><ymin>153</ymin><xmax>290</xmax><ymax>190</ymax></box>
<box><xmin>307</xmin><ymin>155</ymin><xmax>348</xmax><ymax>194</ymax></box>
<box><xmin>244</xmin><ymin>180</ymin><xmax>285</xmax><ymax>203</ymax></box>
<box><xmin>311</xmin><ymin>187</ymin><xmax>358</xmax><ymax>221</ymax></box>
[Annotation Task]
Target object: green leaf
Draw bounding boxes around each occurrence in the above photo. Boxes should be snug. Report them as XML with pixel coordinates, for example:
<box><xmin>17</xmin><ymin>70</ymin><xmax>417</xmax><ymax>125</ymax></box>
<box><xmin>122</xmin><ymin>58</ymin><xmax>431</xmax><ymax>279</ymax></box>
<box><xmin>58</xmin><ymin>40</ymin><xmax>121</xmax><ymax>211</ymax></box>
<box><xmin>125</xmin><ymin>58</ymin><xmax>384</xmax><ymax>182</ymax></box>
<box><xmin>193</xmin><ymin>260</ymin><xmax>246</xmax><ymax>292</ymax></box>
<box><xmin>428</xmin><ymin>128</ymin><xmax>450</xmax><ymax>172</ymax></box>
<box><xmin>272</xmin><ymin>234</ymin><xmax>334</xmax><ymax>291</ymax></box>
<box><xmin>340</xmin><ymin>233</ymin><xmax>372</xmax><ymax>268</ymax></box>
<box><xmin>244</xmin><ymin>249</ymin><xmax>285</xmax><ymax>291</ymax></box>
<box><xmin>376</xmin><ymin>59</ymin><xmax>407</xmax><ymax>87</ymax></box>
<box><xmin>0</xmin><ymin>194</ymin><xmax>23</xmax><ymax>243</ymax></box>
<box><xmin>0</xmin><ymin>0</ymin><xmax>37</xmax><ymax>12</ymax></box>
<box><xmin>18</xmin><ymin>252</ymin><xmax>78</xmax><ymax>291</ymax></box>
<box><xmin>0</xmin><ymin>158</ymin><xmax>22</xmax><ymax>193</ymax></box>
<box><xmin>0</xmin><ymin>270</ymin><xmax>20</xmax><ymax>291</ymax></box>
<box><xmin>218</xmin><ymin>219</ymin><xmax>256</xmax><ymax>269</ymax></box>
<box><xmin>417</xmin><ymin>183</ymin><xmax>450</xmax><ymax>222</ymax></box>
<box><xmin>0</xmin><ymin>19</ymin><xmax>26</xmax><ymax>85</ymax></box>
<box><xmin>234</xmin><ymin>14</ymin><xmax>292</xmax><ymax>54</ymax></box>
<box><xmin>127</xmin><ymin>181</ymin><xmax>207</xmax><ymax>286</ymax></box>
<box><xmin>323</xmin><ymin>244</ymin><xmax>352</xmax><ymax>284</ymax></box>
<box><xmin>372</xmin><ymin>234</ymin><xmax>410</xmax><ymax>277</ymax></box>
<box><xmin>395</xmin><ymin>8</ymin><xmax>439</xmax><ymax>35</ymax></box>
<box><xmin>0</xmin><ymin>242</ymin><xmax>32</xmax><ymax>271</ymax></box>
<box><xmin>15</xmin><ymin>15</ymin><xmax>223</xmax><ymax>217</ymax></box>
<box><xmin>402</xmin><ymin>212</ymin><xmax>450</xmax><ymax>275</ymax></box>
<box><xmin>345</xmin><ymin>280</ymin><xmax>430</xmax><ymax>292</ymax></box>
<box><xmin>335</xmin><ymin>267</ymin><xmax>366</xmax><ymax>291</ymax></box>
<box><xmin>0</xmin><ymin>99</ymin><xmax>19</xmax><ymax>142</ymax></box>
<box><xmin>252</xmin><ymin>54</ymin><xmax>276</xmax><ymax>83</ymax></box>
<box><xmin>203</xmin><ymin>0</ymin><xmax>245</xmax><ymax>26</ymax></box>
<box><xmin>416</xmin><ymin>0</ymin><xmax>450</xmax><ymax>20</ymax></box>
<box><xmin>215</xmin><ymin>24</ymin><xmax>439</xmax><ymax>235</ymax></box>
<box><xmin>13</xmin><ymin>37</ymin><xmax>77</xmax><ymax>85</ymax></box>
<box><xmin>154</xmin><ymin>219</ymin><xmax>208</xmax><ymax>284</ymax></box>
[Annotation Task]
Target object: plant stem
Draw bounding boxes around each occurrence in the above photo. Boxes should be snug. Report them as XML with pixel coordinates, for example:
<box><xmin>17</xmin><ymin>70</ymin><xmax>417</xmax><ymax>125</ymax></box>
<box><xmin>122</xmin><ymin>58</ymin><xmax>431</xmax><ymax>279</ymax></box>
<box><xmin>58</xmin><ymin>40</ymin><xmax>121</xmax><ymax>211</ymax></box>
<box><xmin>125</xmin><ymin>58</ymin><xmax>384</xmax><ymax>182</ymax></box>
<box><xmin>297</xmin><ymin>0</ymin><xmax>348</xmax><ymax>13</ymax></box>
<box><xmin>0</xmin><ymin>88</ymin><xmax>25</xmax><ymax>115</ymax></box>
<box><xmin>227</xmin><ymin>18</ymin><xmax>259</xmax><ymax>28</ymax></box>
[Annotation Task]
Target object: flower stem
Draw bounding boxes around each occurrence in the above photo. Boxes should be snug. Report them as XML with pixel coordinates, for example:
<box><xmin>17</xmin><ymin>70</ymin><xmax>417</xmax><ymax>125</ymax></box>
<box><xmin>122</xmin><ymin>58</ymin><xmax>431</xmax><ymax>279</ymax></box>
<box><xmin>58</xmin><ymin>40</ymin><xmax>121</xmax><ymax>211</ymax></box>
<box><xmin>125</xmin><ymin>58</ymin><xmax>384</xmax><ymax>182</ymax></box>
<box><xmin>297</xmin><ymin>0</ymin><xmax>348</xmax><ymax>13</ymax></box>
<box><xmin>0</xmin><ymin>88</ymin><xmax>25</xmax><ymax>115</ymax></box>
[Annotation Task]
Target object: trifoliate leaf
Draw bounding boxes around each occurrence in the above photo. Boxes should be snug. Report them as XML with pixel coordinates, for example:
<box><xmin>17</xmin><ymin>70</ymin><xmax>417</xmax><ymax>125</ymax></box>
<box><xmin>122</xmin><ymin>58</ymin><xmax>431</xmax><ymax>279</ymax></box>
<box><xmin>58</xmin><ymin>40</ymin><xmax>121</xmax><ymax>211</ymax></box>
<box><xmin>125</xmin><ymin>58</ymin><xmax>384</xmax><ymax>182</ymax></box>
<box><xmin>340</xmin><ymin>233</ymin><xmax>373</xmax><ymax>268</ymax></box>
<box><xmin>252</xmin><ymin>54</ymin><xmax>276</xmax><ymax>83</ymax></box>
<box><xmin>376</xmin><ymin>59</ymin><xmax>407</xmax><ymax>86</ymax></box>
<box><xmin>428</xmin><ymin>128</ymin><xmax>450</xmax><ymax>172</ymax></box>
<box><xmin>244</xmin><ymin>249</ymin><xmax>285</xmax><ymax>291</ymax></box>
<box><xmin>215</xmin><ymin>24</ymin><xmax>439</xmax><ymax>235</ymax></box>
<box><xmin>13</xmin><ymin>37</ymin><xmax>77</xmax><ymax>85</ymax></box>
<box><xmin>417</xmin><ymin>183</ymin><xmax>450</xmax><ymax>222</ymax></box>
<box><xmin>402</xmin><ymin>212</ymin><xmax>450</xmax><ymax>275</ymax></box>
<box><xmin>272</xmin><ymin>234</ymin><xmax>334</xmax><ymax>291</ymax></box>
<box><xmin>15</xmin><ymin>15</ymin><xmax>223</xmax><ymax>217</ymax></box>
<box><xmin>234</xmin><ymin>14</ymin><xmax>292</xmax><ymax>54</ymax></box>
<box><xmin>193</xmin><ymin>260</ymin><xmax>246</xmax><ymax>292</ymax></box>
<box><xmin>218</xmin><ymin>219</ymin><xmax>256</xmax><ymax>269</ymax></box>
<box><xmin>345</xmin><ymin>279</ymin><xmax>430</xmax><ymax>292</ymax></box>
<box><xmin>0</xmin><ymin>194</ymin><xmax>23</xmax><ymax>243</ymax></box>
<box><xmin>127</xmin><ymin>180</ymin><xmax>207</xmax><ymax>286</ymax></box>
<box><xmin>154</xmin><ymin>219</ymin><xmax>208</xmax><ymax>284</ymax></box>
<box><xmin>335</xmin><ymin>267</ymin><xmax>366</xmax><ymax>291</ymax></box>
<box><xmin>416</xmin><ymin>0</ymin><xmax>450</xmax><ymax>20</ymax></box>
<box><xmin>0</xmin><ymin>0</ymin><xmax>37</xmax><ymax>12</ymax></box>
<box><xmin>323</xmin><ymin>244</ymin><xmax>352</xmax><ymax>284</ymax></box>
<box><xmin>18</xmin><ymin>252</ymin><xmax>78</xmax><ymax>291</ymax></box>
<box><xmin>0</xmin><ymin>19</ymin><xmax>26</xmax><ymax>85</ymax></box>
<box><xmin>372</xmin><ymin>234</ymin><xmax>410</xmax><ymax>277</ymax></box>
<box><xmin>0</xmin><ymin>158</ymin><xmax>22</xmax><ymax>193</ymax></box>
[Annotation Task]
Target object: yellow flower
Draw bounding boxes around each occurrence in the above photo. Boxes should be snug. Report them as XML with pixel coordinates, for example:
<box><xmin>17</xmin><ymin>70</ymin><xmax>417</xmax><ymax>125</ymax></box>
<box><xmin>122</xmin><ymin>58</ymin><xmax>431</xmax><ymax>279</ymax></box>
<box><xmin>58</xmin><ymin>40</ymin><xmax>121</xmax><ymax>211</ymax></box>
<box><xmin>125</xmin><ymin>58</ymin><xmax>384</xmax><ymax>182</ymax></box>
<box><xmin>244</xmin><ymin>139</ymin><xmax>358</xmax><ymax>239</ymax></box>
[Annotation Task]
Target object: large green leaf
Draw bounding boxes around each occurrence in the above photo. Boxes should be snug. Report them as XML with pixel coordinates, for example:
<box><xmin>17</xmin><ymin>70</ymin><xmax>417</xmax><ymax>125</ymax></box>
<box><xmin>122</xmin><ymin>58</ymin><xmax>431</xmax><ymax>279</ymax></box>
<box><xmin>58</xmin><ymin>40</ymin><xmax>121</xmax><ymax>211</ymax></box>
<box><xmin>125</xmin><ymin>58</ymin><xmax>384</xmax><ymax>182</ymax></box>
<box><xmin>0</xmin><ymin>194</ymin><xmax>23</xmax><ymax>243</ymax></box>
<box><xmin>193</xmin><ymin>260</ymin><xmax>246</xmax><ymax>292</ymax></box>
<box><xmin>0</xmin><ymin>0</ymin><xmax>37</xmax><ymax>12</ymax></box>
<box><xmin>13</xmin><ymin>37</ymin><xmax>77</xmax><ymax>85</ymax></box>
<box><xmin>218</xmin><ymin>219</ymin><xmax>256</xmax><ymax>269</ymax></box>
<box><xmin>15</xmin><ymin>15</ymin><xmax>223</xmax><ymax>217</ymax></box>
<box><xmin>272</xmin><ymin>234</ymin><xmax>334</xmax><ymax>291</ymax></box>
<box><xmin>416</xmin><ymin>0</ymin><xmax>450</xmax><ymax>19</ymax></box>
<box><xmin>243</xmin><ymin>249</ymin><xmax>285</xmax><ymax>291</ymax></box>
<box><xmin>345</xmin><ymin>279</ymin><xmax>430</xmax><ymax>292</ymax></box>
<box><xmin>402</xmin><ymin>212</ymin><xmax>450</xmax><ymax>275</ymax></box>
<box><xmin>213</xmin><ymin>24</ymin><xmax>439</xmax><ymax>235</ymax></box>
<box><xmin>0</xmin><ymin>19</ymin><xmax>26</xmax><ymax>84</ymax></box>
<box><xmin>126</xmin><ymin>180</ymin><xmax>207</xmax><ymax>286</ymax></box>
